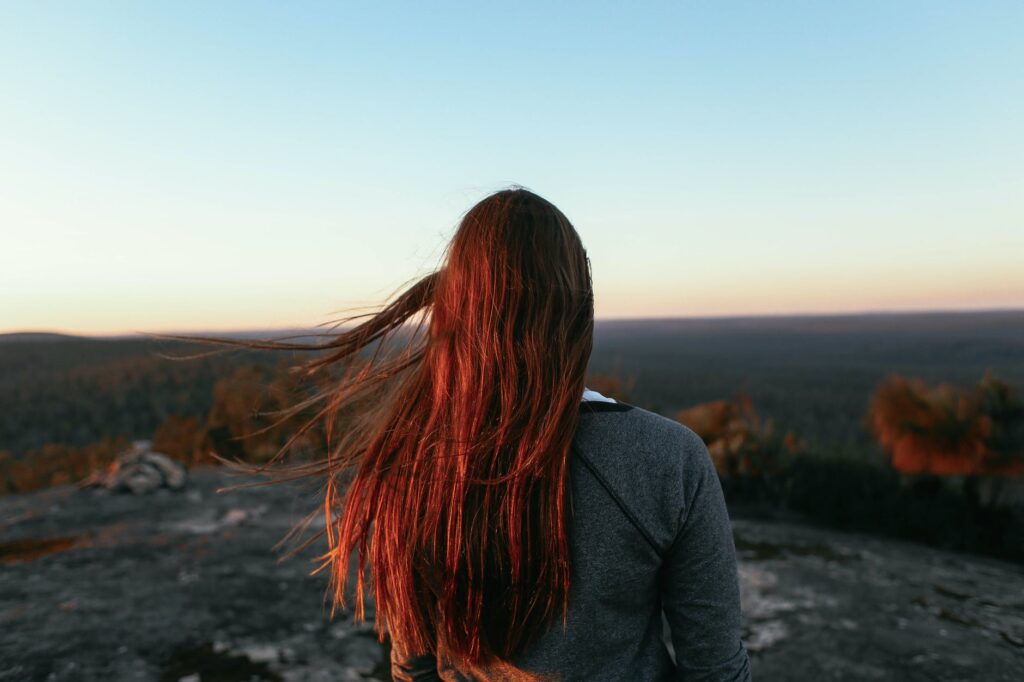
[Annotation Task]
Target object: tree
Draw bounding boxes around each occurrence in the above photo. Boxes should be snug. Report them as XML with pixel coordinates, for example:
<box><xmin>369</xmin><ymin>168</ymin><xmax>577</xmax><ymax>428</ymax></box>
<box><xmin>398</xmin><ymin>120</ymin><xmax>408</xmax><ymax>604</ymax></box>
<box><xmin>674</xmin><ymin>392</ymin><xmax>800</xmax><ymax>478</ymax></box>
<box><xmin>868</xmin><ymin>372</ymin><xmax>1024</xmax><ymax>478</ymax></box>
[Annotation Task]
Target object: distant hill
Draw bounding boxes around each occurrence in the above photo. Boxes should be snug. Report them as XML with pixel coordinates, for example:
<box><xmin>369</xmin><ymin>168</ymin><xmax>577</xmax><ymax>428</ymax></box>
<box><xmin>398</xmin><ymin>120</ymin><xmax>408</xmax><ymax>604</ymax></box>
<box><xmin>1</xmin><ymin>309</ymin><xmax>1022</xmax><ymax>458</ymax></box>
<box><xmin>124</xmin><ymin>327</ymin><xmax>333</xmax><ymax>342</ymax></box>
<box><xmin>587</xmin><ymin>309</ymin><xmax>1024</xmax><ymax>454</ymax></box>
<box><xmin>0</xmin><ymin>332</ymin><xmax>84</xmax><ymax>344</ymax></box>
<box><xmin>0</xmin><ymin>328</ymin><xmax>344</xmax><ymax>344</ymax></box>
<box><xmin>0</xmin><ymin>336</ymin><xmax>285</xmax><ymax>458</ymax></box>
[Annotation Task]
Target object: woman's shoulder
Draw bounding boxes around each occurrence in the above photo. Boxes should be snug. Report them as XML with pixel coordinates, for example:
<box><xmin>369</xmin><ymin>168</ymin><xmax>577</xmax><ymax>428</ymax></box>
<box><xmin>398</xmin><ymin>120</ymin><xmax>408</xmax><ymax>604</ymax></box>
<box><xmin>578</xmin><ymin>400</ymin><xmax>710</xmax><ymax>470</ymax></box>
<box><xmin>574</xmin><ymin>402</ymin><xmax>714</xmax><ymax>552</ymax></box>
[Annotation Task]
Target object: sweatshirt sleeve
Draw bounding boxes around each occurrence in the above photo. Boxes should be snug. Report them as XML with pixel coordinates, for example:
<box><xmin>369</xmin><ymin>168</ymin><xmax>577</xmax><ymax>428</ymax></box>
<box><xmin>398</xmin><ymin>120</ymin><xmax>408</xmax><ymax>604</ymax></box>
<box><xmin>661</xmin><ymin>434</ymin><xmax>752</xmax><ymax>681</ymax></box>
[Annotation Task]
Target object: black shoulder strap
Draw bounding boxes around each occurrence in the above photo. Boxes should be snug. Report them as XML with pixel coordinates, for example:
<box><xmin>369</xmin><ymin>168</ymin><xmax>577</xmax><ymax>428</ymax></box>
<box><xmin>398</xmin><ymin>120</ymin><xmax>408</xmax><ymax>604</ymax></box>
<box><xmin>570</xmin><ymin>443</ymin><xmax>662</xmax><ymax>556</ymax></box>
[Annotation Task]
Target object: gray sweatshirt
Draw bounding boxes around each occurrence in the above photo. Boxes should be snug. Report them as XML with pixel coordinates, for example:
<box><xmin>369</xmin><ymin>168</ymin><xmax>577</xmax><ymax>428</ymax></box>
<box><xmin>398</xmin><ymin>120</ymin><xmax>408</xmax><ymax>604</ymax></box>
<box><xmin>390</xmin><ymin>394</ymin><xmax>752</xmax><ymax>681</ymax></box>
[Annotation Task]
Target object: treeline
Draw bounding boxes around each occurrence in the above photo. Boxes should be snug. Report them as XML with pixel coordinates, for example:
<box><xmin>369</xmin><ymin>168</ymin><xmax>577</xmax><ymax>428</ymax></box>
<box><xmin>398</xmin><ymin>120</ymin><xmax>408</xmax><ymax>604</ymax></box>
<box><xmin>670</xmin><ymin>372</ymin><xmax>1024</xmax><ymax>561</ymax></box>
<box><xmin>0</xmin><ymin>337</ymin><xmax>289</xmax><ymax>456</ymax></box>
<box><xmin>0</xmin><ymin>359</ymin><xmax>328</xmax><ymax>493</ymax></box>
<box><xmin>6</xmin><ymin>314</ymin><xmax>1022</xmax><ymax>461</ymax></box>
<box><xmin>3</xmin><ymin>334</ymin><xmax>1023</xmax><ymax>560</ymax></box>
<box><xmin>585</xmin><ymin>312</ymin><xmax>1024</xmax><ymax>456</ymax></box>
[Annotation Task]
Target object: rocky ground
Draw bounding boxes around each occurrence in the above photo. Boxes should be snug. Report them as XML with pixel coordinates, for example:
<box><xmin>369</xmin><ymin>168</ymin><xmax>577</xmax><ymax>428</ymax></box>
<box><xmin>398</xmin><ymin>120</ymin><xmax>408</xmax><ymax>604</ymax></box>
<box><xmin>1</xmin><ymin>466</ymin><xmax>1022</xmax><ymax>681</ymax></box>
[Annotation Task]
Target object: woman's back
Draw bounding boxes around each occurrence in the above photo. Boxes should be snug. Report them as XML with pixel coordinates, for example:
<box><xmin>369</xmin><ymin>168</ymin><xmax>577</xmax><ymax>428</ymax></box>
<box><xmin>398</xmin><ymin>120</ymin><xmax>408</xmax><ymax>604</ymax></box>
<box><xmin>392</xmin><ymin>395</ymin><xmax>752</xmax><ymax>681</ymax></box>
<box><xmin>187</xmin><ymin>188</ymin><xmax>752</xmax><ymax>680</ymax></box>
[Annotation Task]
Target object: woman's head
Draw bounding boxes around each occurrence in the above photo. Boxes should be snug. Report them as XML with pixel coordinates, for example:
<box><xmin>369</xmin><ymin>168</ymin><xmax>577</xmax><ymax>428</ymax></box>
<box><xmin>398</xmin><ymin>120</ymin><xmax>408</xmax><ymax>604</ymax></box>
<box><xmin>436</xmin><ymin>188</ymin><xmax>592</xmax><ymax>347</ymax></box>
<box><xmin>165</xmin><ymin>187</ymin><xmax>593</xmax><ymax>665</ymax></box>
<box><xmin>428</xmin><ymin>189</ymin><xmax>594</xmax><ymax>450</ymax></box>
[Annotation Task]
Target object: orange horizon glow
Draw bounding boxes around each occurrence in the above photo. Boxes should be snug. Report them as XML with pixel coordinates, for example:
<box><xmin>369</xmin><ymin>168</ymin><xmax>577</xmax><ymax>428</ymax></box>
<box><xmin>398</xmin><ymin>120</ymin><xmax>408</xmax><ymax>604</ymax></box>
<box><xmin>4</xmin><ymin>301</ymin><xmax>1023</xmax><ymax>339</ymax></box>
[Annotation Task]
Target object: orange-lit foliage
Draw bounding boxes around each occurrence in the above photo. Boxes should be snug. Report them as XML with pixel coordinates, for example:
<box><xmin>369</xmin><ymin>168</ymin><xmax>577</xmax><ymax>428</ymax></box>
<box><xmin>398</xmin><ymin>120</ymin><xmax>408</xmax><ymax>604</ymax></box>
<box><xmin>1</xmin><ymin>359</ymin><xmax>331</xmax><ymax>495</ymax></box>
<box><xmin>0</xmin><ymin>436</ymin><xmax>130</xmax><ymax>494</ymax></box>
<box><xmin>585</xmin><ymin>371</ymin><xmax>636</xmax><ymax>403</ymax></box>
<box><xmin>151</xmin><ymin>415</ymin><xmax>206</xmax><ymax>465</ymax></box>
<box><xmin>675</xmin><ymin>393</ymin><xmax>800</xmax><ymax>477</ymax></box>
<box><xmin>868</xmin><ymin>372</ymin><xmax>1024</xmax><ymax>477</ymax></box>
<box><xmin>195</xmin><ymin>360</ymin><xmax>327</xmax><ymax>465</ymax></box>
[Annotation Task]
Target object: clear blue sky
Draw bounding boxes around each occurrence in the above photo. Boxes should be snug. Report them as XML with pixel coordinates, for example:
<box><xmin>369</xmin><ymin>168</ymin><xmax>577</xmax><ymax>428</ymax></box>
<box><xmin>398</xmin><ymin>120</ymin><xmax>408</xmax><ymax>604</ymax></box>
<box><xmin>1</xmin><ymin>1</ymin><xmax>1021</xmax><ymax>334</ymax></box>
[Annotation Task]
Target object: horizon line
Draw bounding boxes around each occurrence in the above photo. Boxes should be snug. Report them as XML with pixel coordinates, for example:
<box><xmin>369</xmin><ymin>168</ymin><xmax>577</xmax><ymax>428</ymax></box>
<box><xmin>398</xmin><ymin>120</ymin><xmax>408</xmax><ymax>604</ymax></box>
<box><xmin>3</xmin><ymin>304</ymin><xmax>1023</xmax><ymax>340</ymax></box>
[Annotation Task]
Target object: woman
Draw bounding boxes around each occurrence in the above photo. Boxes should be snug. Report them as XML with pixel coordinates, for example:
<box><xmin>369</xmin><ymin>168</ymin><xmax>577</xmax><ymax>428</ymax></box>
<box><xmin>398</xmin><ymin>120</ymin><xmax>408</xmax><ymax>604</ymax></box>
<box><xmin>179</xmin><ymin>188</ymin><xmax>751</xmax><ymax>680</ymax></box>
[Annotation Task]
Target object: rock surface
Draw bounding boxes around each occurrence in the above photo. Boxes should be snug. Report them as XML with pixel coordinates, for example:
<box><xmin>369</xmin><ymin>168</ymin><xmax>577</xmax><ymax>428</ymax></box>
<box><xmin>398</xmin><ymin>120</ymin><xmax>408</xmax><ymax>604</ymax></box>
<box><xmin>1</xmin><ymin>466</ymin><xmax>1022</xmax><ymax>681</ymax></box>
<box><xmin>731</xmin><ymin>518</ymin><xmax>1024</xmax><ymax>680</ymax></box>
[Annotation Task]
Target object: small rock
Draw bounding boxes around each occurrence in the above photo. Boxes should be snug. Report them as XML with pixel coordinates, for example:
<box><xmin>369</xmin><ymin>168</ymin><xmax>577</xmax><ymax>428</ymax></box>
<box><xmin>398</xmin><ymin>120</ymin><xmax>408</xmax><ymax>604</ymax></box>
<box><xmin>80</xmin><ymin>441</ymin><xmax>188</xmax><ymax>494</ymax></box>
<box><xmin>222</xmin><ymin>509</ymin><xmax>249</xmax><ymax>526</ymax></box>
<box><xmin>241</xmin><ymin>644</ymin><xmax>279</xmax><ymax>664</ymax></box>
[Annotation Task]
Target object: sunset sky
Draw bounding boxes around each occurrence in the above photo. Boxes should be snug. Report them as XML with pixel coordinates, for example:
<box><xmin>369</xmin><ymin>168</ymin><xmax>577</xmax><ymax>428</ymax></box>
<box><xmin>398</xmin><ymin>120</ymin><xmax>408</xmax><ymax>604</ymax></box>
<box><xmin>2</xmin><ymin>2</ymin><xmax>1022</xmax><ymax>336</ymax></box>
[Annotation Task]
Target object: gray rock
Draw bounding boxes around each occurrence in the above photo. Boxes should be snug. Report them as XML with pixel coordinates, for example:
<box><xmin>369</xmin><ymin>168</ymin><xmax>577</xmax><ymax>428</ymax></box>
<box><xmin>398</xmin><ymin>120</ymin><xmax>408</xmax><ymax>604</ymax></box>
<box><xmin>80</xmin><ymin>441</ymin><xmax>188</xmax><ymax>493</ymax></box>
<box><xmin>4</xmin><ymin>466</ymin><xmax>1022</xmax><ymax>681</ymax></box>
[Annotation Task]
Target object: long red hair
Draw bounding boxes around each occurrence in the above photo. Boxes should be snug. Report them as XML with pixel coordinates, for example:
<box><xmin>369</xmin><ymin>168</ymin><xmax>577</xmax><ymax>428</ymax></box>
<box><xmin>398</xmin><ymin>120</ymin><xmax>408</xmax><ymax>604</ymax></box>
<box><xmin>167</xmin><ymin>188</ymin><xmax>594</xmax><ymax>664</ymax></box>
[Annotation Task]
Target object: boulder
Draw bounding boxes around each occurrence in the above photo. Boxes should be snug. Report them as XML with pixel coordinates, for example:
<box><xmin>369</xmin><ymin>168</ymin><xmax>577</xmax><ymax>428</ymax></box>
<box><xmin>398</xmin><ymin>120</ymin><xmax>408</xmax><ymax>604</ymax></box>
<box><xmin>82</xmin><ymin>441</ymin><xmax>188</xmax><ymax>493</ymax></box>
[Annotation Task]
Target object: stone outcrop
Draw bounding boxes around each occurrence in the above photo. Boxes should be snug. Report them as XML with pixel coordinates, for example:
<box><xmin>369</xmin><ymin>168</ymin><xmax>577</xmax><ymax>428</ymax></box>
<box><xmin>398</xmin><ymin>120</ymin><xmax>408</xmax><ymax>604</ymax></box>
<box><xmin>3</xmin><ymin>467</ymin><xmax>1022</xmax><ymax>681</ymax></box>
<box><xmin>79</xmin><ymin>440</ymin><xmax>187</xmax><ymax>493</ymax></box>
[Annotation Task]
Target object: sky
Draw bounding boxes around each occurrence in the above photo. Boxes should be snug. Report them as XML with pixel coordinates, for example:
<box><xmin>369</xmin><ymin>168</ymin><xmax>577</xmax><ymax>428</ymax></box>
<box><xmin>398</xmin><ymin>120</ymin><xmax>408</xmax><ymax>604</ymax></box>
<box><xmin>1</xmin><ymin>1</ymin><xmax>1022</xmax><ymax>336</ymax></box>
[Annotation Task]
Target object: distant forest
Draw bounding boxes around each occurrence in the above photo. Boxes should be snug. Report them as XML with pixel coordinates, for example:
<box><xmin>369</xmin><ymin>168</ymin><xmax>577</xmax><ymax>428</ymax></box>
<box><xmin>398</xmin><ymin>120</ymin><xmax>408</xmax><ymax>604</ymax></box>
<box><xmin>3</xmin><ymin>311</ymin><xmax>1023</xmax><ymax>461</ymax></box>
<box><xmin>4</xmin><ymin>311</ymin><xmax>1024</xmax><ymax>559</ymax></box>
<box><xmin>587</xmin><ymin>311</ymin><xmax>1024</xmax><ymax>456</ymax></box>
<box><xmin>0</xmin><ymin>335</ymin><xmax>284</xmax><ymax>457</ymax></box>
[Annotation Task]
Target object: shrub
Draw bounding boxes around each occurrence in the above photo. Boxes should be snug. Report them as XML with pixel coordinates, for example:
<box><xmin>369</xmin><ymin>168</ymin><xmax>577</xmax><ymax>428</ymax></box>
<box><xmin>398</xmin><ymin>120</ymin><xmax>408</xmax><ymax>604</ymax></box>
<box><xmin>675</xmin><ymin>392</ymin><xmax>800</xmax><ymax>478</ymax></box>
<box><xmin>868</xmin><ymin>371</ymin><xmax>1024</xmax><ymax>477</ymax></box>
<box><xmin>0</xmin><ymin>436</ymin><xmax>130</xmax><ymax>494</ymax></box>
